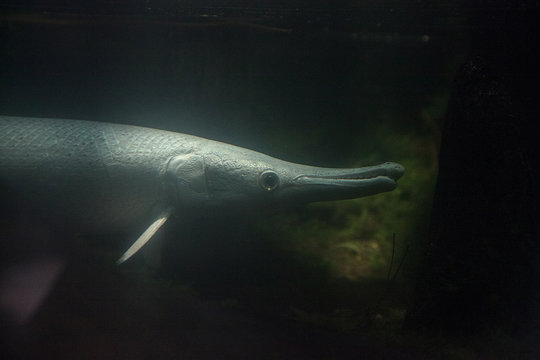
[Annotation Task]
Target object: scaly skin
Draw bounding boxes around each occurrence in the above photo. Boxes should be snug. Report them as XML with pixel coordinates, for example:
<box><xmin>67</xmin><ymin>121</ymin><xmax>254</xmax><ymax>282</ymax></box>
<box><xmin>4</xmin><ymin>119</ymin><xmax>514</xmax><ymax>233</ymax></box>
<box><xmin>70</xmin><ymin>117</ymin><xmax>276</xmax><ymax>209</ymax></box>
<box><xmin>1</xmin><ymin>116</ymin><xmax>404</xmax><ymax>242</ymax></box>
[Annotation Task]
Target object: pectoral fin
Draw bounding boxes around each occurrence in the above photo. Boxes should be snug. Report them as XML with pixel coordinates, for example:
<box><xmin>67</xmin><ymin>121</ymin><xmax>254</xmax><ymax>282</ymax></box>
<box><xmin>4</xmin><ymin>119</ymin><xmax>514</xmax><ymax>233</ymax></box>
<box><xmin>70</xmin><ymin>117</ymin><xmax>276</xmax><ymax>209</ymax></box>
<box><xmin>116</xmin><ymin>206</ymin><xmax>173</xmax><ymax>265</ymax></box>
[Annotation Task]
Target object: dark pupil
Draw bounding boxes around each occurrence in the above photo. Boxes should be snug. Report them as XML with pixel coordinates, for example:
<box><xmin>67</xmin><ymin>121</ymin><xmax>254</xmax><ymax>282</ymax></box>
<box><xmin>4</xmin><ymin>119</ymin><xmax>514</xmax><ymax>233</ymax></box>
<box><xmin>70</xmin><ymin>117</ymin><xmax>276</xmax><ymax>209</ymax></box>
<box><xmin>262</xmin><ymin>173</ymin><xmax>278</xmax><ymax>190</ymax></box>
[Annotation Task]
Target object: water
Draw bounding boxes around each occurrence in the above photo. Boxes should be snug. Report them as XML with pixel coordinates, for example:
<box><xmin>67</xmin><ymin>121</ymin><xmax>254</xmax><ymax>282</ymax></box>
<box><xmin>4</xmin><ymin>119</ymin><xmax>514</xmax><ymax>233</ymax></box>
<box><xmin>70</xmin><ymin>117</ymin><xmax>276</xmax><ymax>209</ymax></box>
<box><xmin>2</xmin><ymin>1</ymin><xmax>537</xmax><ymax>359</ymax></box>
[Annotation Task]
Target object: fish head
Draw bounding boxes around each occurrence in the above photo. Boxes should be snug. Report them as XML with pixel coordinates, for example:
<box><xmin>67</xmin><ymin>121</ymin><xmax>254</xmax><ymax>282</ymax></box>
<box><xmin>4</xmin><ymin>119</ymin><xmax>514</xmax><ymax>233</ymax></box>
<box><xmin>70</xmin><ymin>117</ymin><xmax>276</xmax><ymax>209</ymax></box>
<box><xmin>165</xmin><ymin>144</ymin><xmax>404</xmax><ymax>208</ymax></box>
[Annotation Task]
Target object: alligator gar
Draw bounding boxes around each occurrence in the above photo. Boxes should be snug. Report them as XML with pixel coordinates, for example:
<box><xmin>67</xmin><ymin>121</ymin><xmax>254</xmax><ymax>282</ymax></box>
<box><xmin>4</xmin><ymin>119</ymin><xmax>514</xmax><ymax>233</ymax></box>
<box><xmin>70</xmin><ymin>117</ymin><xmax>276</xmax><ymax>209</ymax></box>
<box><xmin>0</xmin><ymin>116</ymin><xmax>404</xmax><ymax>263</ymax></box>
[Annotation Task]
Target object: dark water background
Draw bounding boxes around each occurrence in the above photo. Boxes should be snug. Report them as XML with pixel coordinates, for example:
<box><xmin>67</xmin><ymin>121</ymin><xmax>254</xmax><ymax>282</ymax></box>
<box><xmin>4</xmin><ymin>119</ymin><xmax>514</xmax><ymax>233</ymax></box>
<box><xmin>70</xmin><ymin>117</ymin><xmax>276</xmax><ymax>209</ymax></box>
<box><xmin>4</xmin><ymin>1</ymin><xmax>535</xmax><ymax>359</ymax></box>
<box><xmin>1</xmin><ymin>2</ymin><xmax>462</xmax><ymax>156</ymax></box>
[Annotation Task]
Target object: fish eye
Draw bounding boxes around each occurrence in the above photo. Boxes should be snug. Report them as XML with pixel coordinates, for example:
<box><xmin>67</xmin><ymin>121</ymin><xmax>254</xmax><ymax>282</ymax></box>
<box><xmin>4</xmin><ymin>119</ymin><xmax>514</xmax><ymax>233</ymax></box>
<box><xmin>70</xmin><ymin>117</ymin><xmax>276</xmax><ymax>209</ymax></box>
<box><xmin>259</xmin><ymin>170</ymin><xmax>280</xmax><ymax>191</ymax></box>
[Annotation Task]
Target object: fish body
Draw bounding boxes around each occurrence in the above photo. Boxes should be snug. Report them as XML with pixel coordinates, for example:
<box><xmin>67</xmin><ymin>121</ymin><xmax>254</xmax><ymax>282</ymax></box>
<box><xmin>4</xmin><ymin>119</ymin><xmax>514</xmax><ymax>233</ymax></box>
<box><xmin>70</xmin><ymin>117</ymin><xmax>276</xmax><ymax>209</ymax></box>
<box><xmin>1</xmin><ymin>116</ymin><xmax>192</xmax><ymax>231</ymax></box>
<box><xmin>0</xmin><ymin>116</ymin><xmax>404</xmax><ymax>262</ymax></box>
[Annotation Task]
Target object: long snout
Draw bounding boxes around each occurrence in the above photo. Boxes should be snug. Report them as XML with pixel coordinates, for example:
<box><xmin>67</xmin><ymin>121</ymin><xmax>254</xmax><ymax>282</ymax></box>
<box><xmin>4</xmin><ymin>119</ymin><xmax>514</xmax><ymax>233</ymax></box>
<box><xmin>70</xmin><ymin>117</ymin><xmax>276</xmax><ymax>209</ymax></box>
<box><xmin>281</xmin><ymin>162</ymin><xmax>404</xmax><ymax>202</ymax></box>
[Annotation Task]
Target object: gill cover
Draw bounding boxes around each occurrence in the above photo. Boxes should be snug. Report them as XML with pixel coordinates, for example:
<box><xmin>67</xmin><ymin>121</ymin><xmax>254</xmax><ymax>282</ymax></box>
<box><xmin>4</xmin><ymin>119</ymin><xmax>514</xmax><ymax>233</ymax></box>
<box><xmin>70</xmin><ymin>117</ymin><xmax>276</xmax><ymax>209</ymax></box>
<box><xmin>165</xmin><ymin>153</ymin><xmax>209</xmax><ymax>203</ymax></box>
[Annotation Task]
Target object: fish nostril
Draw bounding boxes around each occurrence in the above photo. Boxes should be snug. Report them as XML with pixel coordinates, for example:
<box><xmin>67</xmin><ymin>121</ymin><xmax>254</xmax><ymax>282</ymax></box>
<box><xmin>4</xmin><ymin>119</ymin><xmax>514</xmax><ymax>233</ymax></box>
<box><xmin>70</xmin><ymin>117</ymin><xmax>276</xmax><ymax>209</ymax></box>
<box><xmin>390</xmin><ymin>163</ymin><xmax>405</xmax><ymax>179</ymax></box>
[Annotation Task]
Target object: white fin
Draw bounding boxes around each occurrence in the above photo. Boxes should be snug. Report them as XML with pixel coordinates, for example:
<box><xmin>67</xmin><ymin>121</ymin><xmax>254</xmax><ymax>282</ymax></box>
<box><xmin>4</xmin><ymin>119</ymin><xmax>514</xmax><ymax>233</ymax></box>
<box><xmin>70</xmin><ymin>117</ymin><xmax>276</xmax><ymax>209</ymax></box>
<box><xmin>116</xmin><ymin>206</ymin><xmax>173</xmax><ymax>265</ymax></box>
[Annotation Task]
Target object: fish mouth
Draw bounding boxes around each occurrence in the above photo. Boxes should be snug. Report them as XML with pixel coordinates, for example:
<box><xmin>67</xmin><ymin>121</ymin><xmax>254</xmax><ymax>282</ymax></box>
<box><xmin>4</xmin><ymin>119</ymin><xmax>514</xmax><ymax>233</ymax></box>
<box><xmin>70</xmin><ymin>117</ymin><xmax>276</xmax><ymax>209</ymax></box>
<box><xmin>289</xmin><ymin>162</ymin><xmax>404</xmax><ymax>201</ymax></box>
<box><xmin>293</xmin><ymin>162</ymin><xmax>404</xmax><ymax>185</ymax></box>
